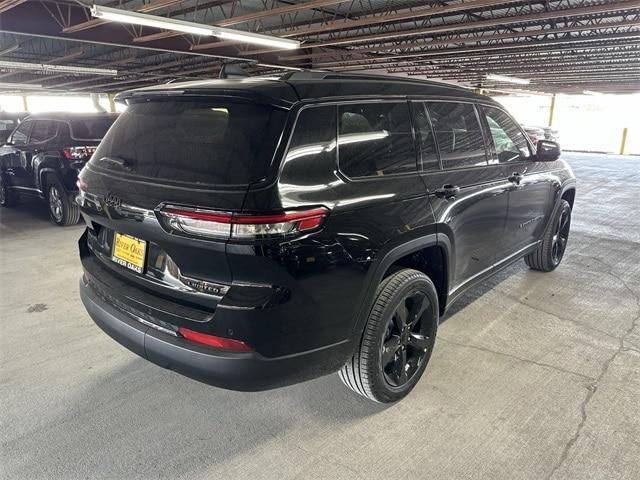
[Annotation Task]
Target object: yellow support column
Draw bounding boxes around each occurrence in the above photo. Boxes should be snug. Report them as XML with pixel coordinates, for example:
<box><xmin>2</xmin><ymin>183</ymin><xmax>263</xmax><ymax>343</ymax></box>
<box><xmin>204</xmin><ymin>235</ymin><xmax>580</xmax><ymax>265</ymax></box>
<box><xmin>107</xmin><ymin>94</ymin><xmax>116</xmax><ymax>113</ymax></box>
<box><xmin>548</xmin><ymin>94</ymin><xmax>556</xmax><ymax>127</ymax></box>
<box><xmin>21</xmin><ymin>95</ymin><xmax>28</xmax><ymax>112</ymax></box>
<box><xmin>619</xmin><ymin>128</ymin><xmax>628</xmax><ymax>155</ymax></box>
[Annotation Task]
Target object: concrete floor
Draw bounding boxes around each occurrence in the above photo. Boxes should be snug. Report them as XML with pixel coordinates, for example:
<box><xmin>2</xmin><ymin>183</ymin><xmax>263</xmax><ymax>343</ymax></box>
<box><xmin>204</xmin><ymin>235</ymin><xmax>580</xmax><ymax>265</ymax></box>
<box><xmin>1</xmin><ymin>152</ymin><xmax>639</xmax><ymax>480</ymax></box>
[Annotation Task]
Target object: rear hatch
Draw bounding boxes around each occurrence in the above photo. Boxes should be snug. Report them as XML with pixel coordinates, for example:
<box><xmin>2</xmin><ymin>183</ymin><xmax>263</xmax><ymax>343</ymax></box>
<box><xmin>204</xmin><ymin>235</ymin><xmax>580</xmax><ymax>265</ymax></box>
<box><xmin>78</xmin><ymin>95</ymin><xmax>290</xmax><ymax>329</ymax></box>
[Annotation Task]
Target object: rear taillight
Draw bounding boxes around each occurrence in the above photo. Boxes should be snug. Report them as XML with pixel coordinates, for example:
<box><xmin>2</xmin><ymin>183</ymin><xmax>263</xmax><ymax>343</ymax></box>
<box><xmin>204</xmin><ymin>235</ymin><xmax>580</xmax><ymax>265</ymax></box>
<box><xmin>157</xmin><ymin>205</ymin><xmax>329</xmax><ymax>240</ymax></box>
<box><xmin>177</xmin><ymin>327</ymin><xmax>252</xmax><ymax>352</ymax></box>
<box><xmin>63</xmin><ymin>146</ymin><xmax>97</xmax><ymax>160</ymax></box>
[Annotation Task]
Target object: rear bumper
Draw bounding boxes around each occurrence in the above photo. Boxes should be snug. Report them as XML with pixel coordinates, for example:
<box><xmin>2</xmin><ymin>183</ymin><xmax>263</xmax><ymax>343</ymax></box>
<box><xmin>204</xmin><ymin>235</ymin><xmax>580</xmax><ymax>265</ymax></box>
<box><xmin>80</xmin><ymin>275</ymin><xmax>349</xmax><ymax>391</ymax></box>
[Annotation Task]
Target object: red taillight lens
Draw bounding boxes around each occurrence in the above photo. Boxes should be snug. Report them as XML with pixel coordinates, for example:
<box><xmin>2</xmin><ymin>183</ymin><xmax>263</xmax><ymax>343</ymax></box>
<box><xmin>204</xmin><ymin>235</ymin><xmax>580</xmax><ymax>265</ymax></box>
<box><xmin>158</xmin><ymin>205</ymin><xmax>329</xmax><ymax>240</ymax></box>
<box><xmin>177</xmin><ymin>327</ymin><xmax>252</xmax><ymax>352</ymax></box>
<box><xmin>63</xmin><ymin>146</ymin><xmax>97</xmax><ymax>160</ymax></box>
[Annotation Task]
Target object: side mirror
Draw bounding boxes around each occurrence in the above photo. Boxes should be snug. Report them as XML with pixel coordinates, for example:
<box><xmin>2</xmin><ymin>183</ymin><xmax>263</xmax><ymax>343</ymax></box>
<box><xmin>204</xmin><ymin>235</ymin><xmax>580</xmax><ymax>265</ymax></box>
<box><xmin>536</xmin><ymin>139</ymin><xmax>561</xmax><ymax>162</ymax></box>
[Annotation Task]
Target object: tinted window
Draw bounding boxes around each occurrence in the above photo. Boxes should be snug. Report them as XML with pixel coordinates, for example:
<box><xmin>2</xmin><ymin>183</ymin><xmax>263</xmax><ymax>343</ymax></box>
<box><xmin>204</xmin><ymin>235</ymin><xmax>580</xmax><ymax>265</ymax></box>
<box><xmin>426</xmin><ymin>102</ymin><xmax>487</xmax><ymax>169</ymax></box>
<box><xmin>10</xmin><ymin>121</ymin><xmax>31</xmax><ymax>145</ymax></box>
<box><xmin>70</xmin><ymin>117</ymin><xmax>116</xmax><ymax>140</ymax></box>
<box><xmin>338</xmin><ymin>102</ymin><xmax>417</xmax><ymax>178</ymax></box>
<box><xmin>482</xmin><ymin>106</ymin><xmax>531</xmax><ymax>163</ymax></box>
<box><xmin>90</xmin><ymin>99</ymin><xmax>287</xmax><ymax>186</ymax></box>
<box><xmin>0</xmin><ymin>119</ymin><xmax>17</xmax><ymax>133</ymax></box>
<box><xmin>412</xmin><ymin>102</ymin><xmax>439</xmax><ymax>172</ymax></box>
<box><xmin>284</xmin><ymin>106</ymin><xmax>336</xmax><ymax>178</ymax></box>
<box><xmin>30</xmin><ymin>120</ymin><xmax>58</xmax><ymax>143</ymax></box>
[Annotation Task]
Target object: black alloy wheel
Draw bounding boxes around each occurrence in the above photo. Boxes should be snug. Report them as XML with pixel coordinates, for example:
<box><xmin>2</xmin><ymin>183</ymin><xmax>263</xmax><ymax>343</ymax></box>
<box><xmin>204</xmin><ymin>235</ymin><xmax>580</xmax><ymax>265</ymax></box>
<box><xmin>339</xmin><ymin>268</ymin><xmax>439</xmax><ymax>403</ymax></box>
<box><xmin>551</xmin><ymin>206</ymin><xmax>571</xmax><ymax>266</ymax></box>
<box><xmin>381</xmin><ymin>291</ymin><xmax>433</xmax><ymax>387</ymax></box>
<box><xmin>524</xmin><ymin>199</ymin><xmax>571</xmax><ymax>272</ymax></box>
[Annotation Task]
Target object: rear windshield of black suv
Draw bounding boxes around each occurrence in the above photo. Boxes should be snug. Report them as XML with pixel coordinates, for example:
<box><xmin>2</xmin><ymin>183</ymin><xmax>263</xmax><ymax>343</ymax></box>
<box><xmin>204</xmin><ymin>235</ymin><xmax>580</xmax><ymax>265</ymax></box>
<box><xmin>70</xmin><ymin>117</ymin><xmax>115</xmax><ymax>141</ymax></box>
<box><xmin>89</xmin><ymin>98</ymin><xmax>287</xmax><ymax>186</ymax></box>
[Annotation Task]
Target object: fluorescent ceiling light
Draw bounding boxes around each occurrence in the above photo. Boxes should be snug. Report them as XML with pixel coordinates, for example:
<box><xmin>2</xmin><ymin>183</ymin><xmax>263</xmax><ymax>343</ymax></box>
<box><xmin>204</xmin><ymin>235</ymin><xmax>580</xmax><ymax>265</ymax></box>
<box><xmin>583</xmin><ymin>90</ymin><xmax>603</xmax><ymax>96</ymax></box>
<box><xmin>91</xmin><ymin>5</ymin><xmax>212</xmax><ymax>36</ymax></box>
<box><xmin>0</xmin><ymin>60</ymin><xmax>116</xmax><ymax>76</ymax></box>
<box><xmin>486</xmin><ymin>73</ymin><xmax>531</xmax><ymax>85</ymax></box>
<box><xmin>256</xmin><ymin>62</ymin><xmax>304</xmax><ymax>72</ymax></box>
<box><xmin>0</xmin><ymin>82</ymin><xmax>43</xmax><ymax>90</ymax></box>
<box><xmin>91</xmin><ymin>5</ymin><xmax>300</xmax><ymax>50</ymax></box>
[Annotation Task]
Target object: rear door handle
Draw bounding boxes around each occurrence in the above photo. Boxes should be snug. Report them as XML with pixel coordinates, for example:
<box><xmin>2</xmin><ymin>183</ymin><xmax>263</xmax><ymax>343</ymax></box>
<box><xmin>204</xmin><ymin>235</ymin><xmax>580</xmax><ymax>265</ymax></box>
<box><xmin>508</xmin><ymin>172</ymin><xmax>523</xmax><ymax>184</ymax></box>
<box><xmin>434</xmin><ymin>184</ymin><xmax>460</xmax><ymax>199</ymax></box>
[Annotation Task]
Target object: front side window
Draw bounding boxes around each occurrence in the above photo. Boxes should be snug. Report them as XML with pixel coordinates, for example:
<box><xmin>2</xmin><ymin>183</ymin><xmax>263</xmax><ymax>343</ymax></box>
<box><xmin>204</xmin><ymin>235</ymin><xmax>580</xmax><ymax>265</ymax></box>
<box><xmin>482</xmin><ymin>106</ymin><xmax>531</xmax><ymax>163</ymax></box>
<box><xmin>426</xmin><ymin>102</ymin><xmax>487</xmax><ymax>169</ymax></box>
<box><xmin>30</xmin><ymin>120</ymin><xmax>58</xmax><ymax>143</ymax></box>
<box><xmin>338</xmin><ymin>102</ymin><xmax>417</xmax><ymax>178</ymax></box>
<box><xmin>10</xmin><ymin>121</ymin><xmax>31</xmax><ymax>146</ymax></box>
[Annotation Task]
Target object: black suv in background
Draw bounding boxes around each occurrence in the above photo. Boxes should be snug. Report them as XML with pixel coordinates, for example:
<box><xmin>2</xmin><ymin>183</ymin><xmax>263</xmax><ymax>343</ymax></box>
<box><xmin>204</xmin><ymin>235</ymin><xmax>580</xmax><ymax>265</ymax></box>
<box><xmin>77</xmin><ymin>73</ymin><xmax>575</xmax><ymax>403</ymax></box>
<box><xmin>0</xmin><ymin>112</ymin><xmax>117</xmax><ymax>225</ymax></box>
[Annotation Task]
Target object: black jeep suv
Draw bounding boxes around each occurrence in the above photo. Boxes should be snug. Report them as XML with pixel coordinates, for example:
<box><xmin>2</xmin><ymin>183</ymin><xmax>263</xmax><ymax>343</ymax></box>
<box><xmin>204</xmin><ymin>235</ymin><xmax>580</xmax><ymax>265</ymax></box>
<box><xmin>0</xmin><ymin>112</ymin><xmax>117</xmax><ymax>225</ymax></box>
<box><xmin>77</xmin><ymin>72</ymin><xmax>575</xmax><ymax>403</ymax></box>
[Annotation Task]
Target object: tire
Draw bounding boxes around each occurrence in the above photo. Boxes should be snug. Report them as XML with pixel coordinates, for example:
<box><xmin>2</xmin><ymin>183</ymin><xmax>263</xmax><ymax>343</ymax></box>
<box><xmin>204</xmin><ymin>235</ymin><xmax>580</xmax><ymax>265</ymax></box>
<box><xmin>0</xmin><ymin>173</ymin><xmax>19</xmax><ymax>207</ymax></box>
<box><xmin>339</xmin><ymin>268</ymin><xmax>439</xmax><ymax>403</ymax></box>
<box><xmin>45</xmin><ymin>175</ymin><xmax>80</xmax><ymax>226</ymax></box>
<box><xmin>524</xmin><ymin>199</ymin><xmax>571</xmax><ymax>272</ymax></box>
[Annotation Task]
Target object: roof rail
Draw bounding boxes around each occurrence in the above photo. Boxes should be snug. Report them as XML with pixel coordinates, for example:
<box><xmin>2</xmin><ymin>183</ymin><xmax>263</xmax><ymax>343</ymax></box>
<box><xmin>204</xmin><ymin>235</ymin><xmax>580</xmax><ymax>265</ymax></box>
<box><xmin>284</xmin><ymin>70</ymin><xmax>469</xmax><ymax>91</ymax></box>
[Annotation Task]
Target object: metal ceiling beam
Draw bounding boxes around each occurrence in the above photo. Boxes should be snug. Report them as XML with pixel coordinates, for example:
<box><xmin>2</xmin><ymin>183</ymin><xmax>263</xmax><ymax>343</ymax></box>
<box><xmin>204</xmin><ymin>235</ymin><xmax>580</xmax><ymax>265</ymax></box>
<box><xmin>191</xmin><ymin>0</ymin><xmax>526</xmax><ymax>52</ymax></box>
<box><xmin>310</xmin><ymin>31</ymin><xmax>640</xmax><ymax>68</ymax></box>
<box><xmin>389</xmin><ymin>56</ymin><xmax>640</xmax><ymax>75</ymax></box>
<box><xmin>299</xmin><ymin>1</ymin><xmax>640</xmax><ymax>50</ymax></box>
<box><xmin>281</xmin><ymin>0</ymin><xmax>526</xmax><ymax>38</ymax></box>
<box><xmin>278</xmin><ymin>18</ymin><xmax>640</xmax><ymax>62</ymax></box>
<box><xmin>132</xmin><ymin>0</ymin><xmax>350</xmax><ymax>43</ymax></box>
<box><xmin>0</xmin><ymin>0</ymin><xmax>28</xmax><ymax>14</ymax></box>
<box><xmin>0</xmin><ymin>42</ymin><xmax>21</xmax><ymax>56</ymax></box>
<box><xmin>328</xmin><ymin>42</ymin><xmax>640</xmax><ymax>72</ymax></box>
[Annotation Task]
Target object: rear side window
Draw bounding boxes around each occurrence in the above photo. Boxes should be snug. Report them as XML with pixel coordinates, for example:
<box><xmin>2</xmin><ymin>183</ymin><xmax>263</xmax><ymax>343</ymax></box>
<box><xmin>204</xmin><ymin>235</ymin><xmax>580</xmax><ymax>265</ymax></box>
<box><xmin>338</xmin><ymin>102</ymin><xmax>417</xmax><ymax>178</ymax></box>
<box><xmin>482</xmin><ymin>106</ymin><xmax>531</xmax><ymax>163</ymax></box>
<box><xmin>426</xmin><ymin>102</ymin><xmax>487</xmax><ymax>169</ymax></box>
<box><xmin>90</xmin><ymin>99</ymin><xmax>287</xmax><ymax>186</ymax></box>
<box><xmin>30</xmin><ymin>120</ymin><xmax>58</xmax><ymax>143</ymax></box>
<box><xmin>284</xmin><ymin>106</ymin><xmax>336</xmax><ymax>178</ymax></box>
<box><xmin>70</xmin><ymin>117</ymin><xmax>116</xmax><ymax>140</ymax></box>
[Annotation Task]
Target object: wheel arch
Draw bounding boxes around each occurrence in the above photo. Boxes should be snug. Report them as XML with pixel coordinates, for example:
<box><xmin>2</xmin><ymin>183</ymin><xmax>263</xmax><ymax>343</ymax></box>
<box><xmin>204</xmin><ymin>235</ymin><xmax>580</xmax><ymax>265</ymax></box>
<box><xmin>541</xmin><ymin>181</ymin><xmax>576</xmax><ymax>235</ymax></box>
<box><xmin>351</xmin><ymin>233</ymin><xmax>451</xmax><ymax>344</ymax></box>
<box><xmin>561</xmin><ymin>186</ymin><xmax>576</xmax><ymax>208</ymax></box>
<box><xmin>38</xmin><ymin>168</ymin><xmax>61</xmax><ymax>195</ymax></box>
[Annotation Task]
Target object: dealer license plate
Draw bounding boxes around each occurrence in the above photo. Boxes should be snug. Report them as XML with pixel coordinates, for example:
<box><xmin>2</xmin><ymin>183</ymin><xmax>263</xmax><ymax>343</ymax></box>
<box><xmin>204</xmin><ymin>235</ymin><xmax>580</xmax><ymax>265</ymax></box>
<box><xmin>111</xmin><ymin>232</ymin><xmax>147</xmax><ymax>274</ymax></box>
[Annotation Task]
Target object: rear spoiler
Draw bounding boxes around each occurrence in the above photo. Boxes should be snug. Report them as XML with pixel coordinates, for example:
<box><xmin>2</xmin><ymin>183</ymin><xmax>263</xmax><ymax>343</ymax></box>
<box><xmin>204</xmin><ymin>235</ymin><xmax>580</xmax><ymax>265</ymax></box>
<box><xmin>115</xmin><ymin>85</ymin><xmax>298</xmax><ymax>110</ymax></box>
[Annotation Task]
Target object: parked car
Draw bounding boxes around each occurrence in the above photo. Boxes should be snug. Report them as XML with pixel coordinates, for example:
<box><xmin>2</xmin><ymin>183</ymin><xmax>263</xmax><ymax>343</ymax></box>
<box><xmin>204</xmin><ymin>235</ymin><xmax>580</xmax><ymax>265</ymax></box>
<box><xmin>77</xmin><ymin>72</ymin><xmax>575</xmax><ymax>403</ymax></box>
<box><xmin>0</xmin><ymin>111</ymin><xmax>28</xmax><ymax>145</ymax></box>
<box><xmin>0</xmin><ymin>112</ymin><xmax>118</xmax><ymax>225</ymax></box>
<box><xmin>522</xmin><ymin>125</ymin><xmax>546</xmax><ymax>145</ymax></box>
<box><xmin>542</xmin><ymin>126</ymin><xmax>560</xmax><ymax>143</ymax></box>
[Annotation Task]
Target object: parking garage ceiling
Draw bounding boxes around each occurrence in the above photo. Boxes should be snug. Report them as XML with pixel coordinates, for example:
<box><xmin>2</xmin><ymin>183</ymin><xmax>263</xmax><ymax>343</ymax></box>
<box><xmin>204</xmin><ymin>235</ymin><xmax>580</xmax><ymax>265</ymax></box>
<box><xmin>0</xmin><ymin>0</ymin><xmax>639</xmax><ymax>95</ymax></box>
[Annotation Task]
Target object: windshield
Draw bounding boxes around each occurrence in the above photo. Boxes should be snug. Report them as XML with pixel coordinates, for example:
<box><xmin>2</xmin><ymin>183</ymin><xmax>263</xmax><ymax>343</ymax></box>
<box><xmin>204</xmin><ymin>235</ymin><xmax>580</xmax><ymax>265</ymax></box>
<box><xmin>89</xmin><ymin>98</ymin><xmax>287</xmax><ymax>186</ymax></box>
